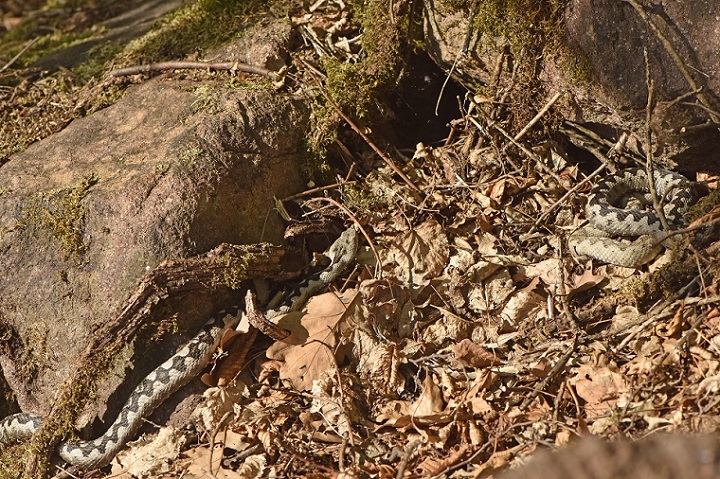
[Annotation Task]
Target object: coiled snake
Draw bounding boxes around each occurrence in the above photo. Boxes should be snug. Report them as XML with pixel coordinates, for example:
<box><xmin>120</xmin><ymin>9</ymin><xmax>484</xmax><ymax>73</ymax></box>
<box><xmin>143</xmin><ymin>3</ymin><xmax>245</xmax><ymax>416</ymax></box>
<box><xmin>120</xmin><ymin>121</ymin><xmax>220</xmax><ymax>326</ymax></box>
<box><xmin>568</xmin><ymin>168</ymin><xmax>696</xmax><ymax>267</ymax></box>
<box><xmin>0</xmin><ymin>228</ymin><xmax>358</xmax><ymax>469</ymax></box>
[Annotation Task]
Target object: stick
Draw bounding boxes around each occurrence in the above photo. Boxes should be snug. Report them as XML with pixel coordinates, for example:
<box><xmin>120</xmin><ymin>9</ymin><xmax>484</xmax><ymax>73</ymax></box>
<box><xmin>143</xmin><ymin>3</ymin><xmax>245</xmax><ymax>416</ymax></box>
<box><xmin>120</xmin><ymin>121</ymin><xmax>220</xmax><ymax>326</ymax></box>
<box><xmin>512</xmin><ymin>91</ymin><xmax>564</xmax><ymax>143</ymax></box>
<box><xmin>492</xmin><ymin>122</ymin><xmax>564</xmax><ymax>184</ymax></box>
<box><xmin>109</xmin><ymin>61</ymin><xmax>279</xmax><ymax>81</ymax></box>
<box><xmin>313</xmin><ymin>79</ymin><xmax>421</xmax><ymax>192</ymax></box>
<box><xmin>642</xmin><ymin>48</ymin><xmax>671</xmax><ymax>231</ymax></box>
<box><xmin>623</xmin><ymin>0</ymin><xmax>720</xmax><ymax>124</ymax></box>
<box><xmin>0</xmin><ymin>37</ymin><xmax>40</xmax><ymax>74</ymax></box>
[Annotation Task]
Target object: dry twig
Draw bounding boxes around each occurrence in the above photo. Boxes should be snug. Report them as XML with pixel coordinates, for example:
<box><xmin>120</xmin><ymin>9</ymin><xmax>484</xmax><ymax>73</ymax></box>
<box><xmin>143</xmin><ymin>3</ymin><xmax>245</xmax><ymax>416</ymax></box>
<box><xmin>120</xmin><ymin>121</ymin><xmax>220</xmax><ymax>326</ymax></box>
<box><xmin>109</xmin><ymin>61</ymin><xmax>279</xmax><ymax>81</ymax></box>
<box><xmin>313</xmin><ymin>79</ymin><xmax>421</xmax><ymax>192</ymax></box>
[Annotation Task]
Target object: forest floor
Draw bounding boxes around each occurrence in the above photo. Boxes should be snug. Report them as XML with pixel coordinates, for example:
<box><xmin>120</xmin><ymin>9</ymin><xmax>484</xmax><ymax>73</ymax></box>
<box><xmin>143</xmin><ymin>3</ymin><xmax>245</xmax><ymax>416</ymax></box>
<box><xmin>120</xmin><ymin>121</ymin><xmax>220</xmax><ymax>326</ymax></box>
<box><xmin>1</xmin><ymin>1</ymin><xmax>720</xmax><ymax>478</ymax></box>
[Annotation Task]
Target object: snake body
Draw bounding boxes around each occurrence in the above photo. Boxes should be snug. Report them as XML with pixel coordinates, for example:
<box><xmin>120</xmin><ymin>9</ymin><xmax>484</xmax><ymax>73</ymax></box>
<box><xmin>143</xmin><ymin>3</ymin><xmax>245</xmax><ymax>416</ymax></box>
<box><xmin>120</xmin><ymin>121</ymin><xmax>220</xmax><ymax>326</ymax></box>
<box><xmin>568</xmin><ymin>168</ymin><xmax>696</xmax><ymax>267</ymax></box>
<box><xmin>0</xmin><ymin>228</ymin><xmax>358</xmax><ymax>468</ymax></box>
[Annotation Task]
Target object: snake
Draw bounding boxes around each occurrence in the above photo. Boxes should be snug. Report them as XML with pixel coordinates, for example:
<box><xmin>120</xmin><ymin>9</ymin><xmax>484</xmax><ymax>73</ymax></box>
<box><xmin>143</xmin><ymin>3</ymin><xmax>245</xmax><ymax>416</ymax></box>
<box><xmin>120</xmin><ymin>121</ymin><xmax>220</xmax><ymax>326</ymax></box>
<box><xmin>568</xmin><ymin>168</ymin><xmax>696</xmax><ymax>267</ymax></box>
<box><xmin>0</xmin><ymin>227</ymin><xmax>359</xmax><ymax>469</ymax></box>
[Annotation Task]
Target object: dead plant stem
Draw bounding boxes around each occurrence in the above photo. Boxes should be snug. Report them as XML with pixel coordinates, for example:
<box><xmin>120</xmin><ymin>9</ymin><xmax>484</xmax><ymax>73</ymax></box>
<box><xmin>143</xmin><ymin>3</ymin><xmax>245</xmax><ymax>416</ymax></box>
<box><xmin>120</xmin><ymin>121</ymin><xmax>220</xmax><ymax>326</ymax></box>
<box><xmin>510</xmin><ymin>91</ymin><xmax>564</xmax><ymax>144</ymax></box>
<box><xmin>643</xmin><ymin>48</ymin><xmax>670</xmax><ymax>231</ymax></box>
<box><xmin>109</xmin><ymin>61</ymin><xmax>279</xmax><ymax>81</ymax></box>
<box><xmin>492</xmin><ymin>122</ymin><xmax>564</xmax><ymax>184</ymax></box>
<box><xmin>0</xmin><ymin>37</ymin><xmax>40</xmax><ymax>74</ymax></box>
<box><xmin>623</xmin><ymin>0</ymin><xmax>720</xmax><ymax>124</ymax></box>
<box><xmin>533</xmin><ymin>162</ymin><xmax>609</xmax><ymax>229</ymax></box>
<box><xmin>314</xmin><ymin>80</ymin><xmax>421</xmax><ymax>192</ymax></box>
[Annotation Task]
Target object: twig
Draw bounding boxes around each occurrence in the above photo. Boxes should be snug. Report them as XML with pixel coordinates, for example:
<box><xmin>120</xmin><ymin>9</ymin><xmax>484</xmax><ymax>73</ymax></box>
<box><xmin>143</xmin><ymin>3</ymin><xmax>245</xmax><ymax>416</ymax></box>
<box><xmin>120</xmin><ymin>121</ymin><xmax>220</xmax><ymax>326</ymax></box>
<box><xmin>396</xmin><ymin>439</ymin><xmax>422</xmax><ymax>479</ymax></box>
<box><xmin>492</xmin><ymin>122</ymin><xmax>565</xmax><ymax>185</ymax></box>
<box><xmin>643</xmin><ymin>47</ymin><xmax>671</xmax><ymax>232</ymax></box>
<box><xmin>280</xmin><ymin>180</ymin><xmax>355</xmax><ymax>202</ymax></box>
<box><xmin>0</xmin><ymin>37</ymin><xmax>40</xmax><ymax>74</ymax></box>
<box><xmin>519</xmin><ymin>335</ymin><xmax>578</xmax><ymax>409</ymax></box>
<box><xmin>208</xmin><ymin>411</ymin><xmax>233</xmax><ymax>476</ymax></box>
<box><xmin>435</xmin><ymin>49</ymin><xmax>465</xmax><ymax>117</ymax></box>
<box><xmin>109</xmin><ymin>61</ymin><xmax>279</xmax><ymax>81</ymax></box>
<box><xmin>680</xmin><ymin>100</ymin><xmax>720</xmax><ymax>120</ymax></box>
<box><xmin>510</xmin><ymin>91</ymin><xmax>564</xmax><ymax>143</ymax></box>
<box><xmin>532</xmin><ymin>162</ymin><xmax>609</xmax><ymax>229</ymax></box>
<box><xmin>465</xmin><ymin>117</ymin><xmax>521</xmax><ymax>170</ymax></box>
<box><xmin>653</xmin><ymin>212</ymin><xmax>720</xmax><ymax>244</ymax></box>
<box><xmin>623</xmin><ymin>0</ymin><xmax>720</xmax><ymax>124</ymax></box>
<box><xmin>313</xmin><ymin>78</ymin><xmax>421</xmax><ymax>192</ymax></box>
<box><xmin>557</xmin><ymin>249</ymin><xmax>579</xmax><ymax>329</ymax></box>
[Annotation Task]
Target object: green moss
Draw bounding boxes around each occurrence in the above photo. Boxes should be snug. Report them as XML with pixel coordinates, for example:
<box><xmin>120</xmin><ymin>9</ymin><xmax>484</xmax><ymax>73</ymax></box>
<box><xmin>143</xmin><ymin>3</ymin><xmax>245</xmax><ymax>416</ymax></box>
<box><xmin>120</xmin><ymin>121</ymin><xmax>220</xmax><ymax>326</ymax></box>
<box><xmin>688</xmin><ymin>187</ymin><xmax>720</xmax><ymax>223</ymax></box>
<box><xmin>342</xmin><ymin>183</ymin><xmax>387</xmax><ymax>213</ymax></box>
<box><xmin>0</xmin><ymin>0</ymin><xmax>110</xmax><ymax>74</ymax></box>
<box><xmin>175</xmin><ymin>143</ymin><xmax>205</xmax><ymax>173</ymax></box>
<box><xmin>439</xmin><ymin>0</ymin><xmax>565</xmax><ymax>53</ymax></box>
<box><xmin>72</xmin><ymin>41</ymin><xmax>122</xmax><ymax>83</ymax></box>
<box><xmin>306</xmin><ymin>0</ymin><xmax>408</xmax><ymax>180</ymax></box>
<box><xmin>0</xmin><ymin>448</ymin><xmax>25</xmax><ymax>479</ymax></box>
<box><xmin>18</xmin><ymin>324</ymin><xmax>48</xmax><ymax>380</ymax></box>
<box><xmin>21</xmin><ymin>174</ymin><xmax>98</xmax><ymax>259</ymax></box>
<box><xmin>116</xmin><ymin>0</ymin><xmax>272</xmax><ymax>67</ymax></box>
<box><xmin>0</xmin><ymin>0</ymin><xmax>276</xmax><ymax>160</ymax></box>
<box><xmin>226</xmin><ymin>76</ymin><xmax>275</xmax><ymax>91</ymax></box>
<box><xmin>218</xmin><ymin>243</ymin><xmax>279</xmax><ymax>289</ymax></box>
<box><xmin>191</xmin><ymin>84</ymin><xmax>221</xmax><ymax>112</ymax></box>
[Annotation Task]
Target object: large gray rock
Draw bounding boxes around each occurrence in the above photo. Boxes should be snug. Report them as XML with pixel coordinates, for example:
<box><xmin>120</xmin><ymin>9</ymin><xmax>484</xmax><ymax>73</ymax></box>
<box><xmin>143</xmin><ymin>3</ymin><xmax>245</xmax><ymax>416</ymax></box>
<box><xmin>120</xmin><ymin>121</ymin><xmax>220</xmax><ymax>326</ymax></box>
<box><xmin>423</xmin><ymin>0</ymin><xmax>720</xmax><ymax>174</ymax></box>
<box><xmin>499</xmin><ymin>434</ymin><xmax>720</xmax><ymax>479</ymax></box>
<box><xmin>0</xmin><ymin>78</ymin><xmax>308</xmax><ymax>429</ymax></box>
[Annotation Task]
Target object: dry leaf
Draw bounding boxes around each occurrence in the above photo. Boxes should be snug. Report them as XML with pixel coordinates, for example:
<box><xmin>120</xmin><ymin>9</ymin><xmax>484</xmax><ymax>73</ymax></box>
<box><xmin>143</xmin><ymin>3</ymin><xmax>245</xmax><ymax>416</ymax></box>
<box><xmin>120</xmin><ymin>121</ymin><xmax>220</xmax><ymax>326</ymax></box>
<box><xmin>451</xmin><ymin>339</ymin><xmax>502</xmax><ymax>368</ymax></box>
<box><xmin>354</xmin><ymin>327</ymin><xmax>406</xmax><ymax>393</ymax></box>
<box><xmin>265</xmin><ymin>289</ymin><xmax>358</xmax><ymax>391</ymax></box>
<box><xmin>379</xmin><ymin>217</ymin><xmax>449</xmax><ymax>284</ymax></box>
<box><xmin>377</xmin><ymin>374</ymin><xmax>450</xmax><ymax>437</ymax></box>
<box><xmin>500</xmin><ymin>283</ymin><xmax>545</xmax><ymax>323</ymax></box>
<box><xmin>185</xmin><ymin>444</ymin><xmax>244</xmax><ymax>479</ymax></box>
<box><xmin>413</xmin><ymin>373</ymin><xmax>445</xmax><ymax>416</ymax></box>
<box><xmin>569</xmin><ymin>267</ymin><xmax>604</xmax><ymax>295</ymax></box>
<box><xmin>202</xmin><ymin>326</ymin><xmax>258</xmax><ymax>387</ymax></box>
<box><xmin>570</xmin><ymin>364</ymin><xmax>629</xmax><ymax>419</ymax></box>
<box><xmin>417</xmin><ymin>444</ymin><xmax>470</xmax><ymax>476</ymax></box>
<box><xmin>113</xmin><ymin>427</ymin><xmax>186</xmax><ymax>477</ymax></box>
<box><xmin>656</xmin><ymin>306</ymin><xmax>685</xmax><ymax>338</ymax></box>
<box><xmin>467</xmin><ymin>269</ymin><xmax>514</xmax><ymax>313</ymax></box>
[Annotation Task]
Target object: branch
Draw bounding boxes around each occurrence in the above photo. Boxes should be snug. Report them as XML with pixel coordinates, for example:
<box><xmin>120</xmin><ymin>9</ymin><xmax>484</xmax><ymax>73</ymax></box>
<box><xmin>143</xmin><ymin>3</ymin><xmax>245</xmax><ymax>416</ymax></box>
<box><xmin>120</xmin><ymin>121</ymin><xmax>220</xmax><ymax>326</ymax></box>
<box><xmin>109</xmin><ymin>61</ymin><xmax>279</xmax><ymax>82</ymax></box>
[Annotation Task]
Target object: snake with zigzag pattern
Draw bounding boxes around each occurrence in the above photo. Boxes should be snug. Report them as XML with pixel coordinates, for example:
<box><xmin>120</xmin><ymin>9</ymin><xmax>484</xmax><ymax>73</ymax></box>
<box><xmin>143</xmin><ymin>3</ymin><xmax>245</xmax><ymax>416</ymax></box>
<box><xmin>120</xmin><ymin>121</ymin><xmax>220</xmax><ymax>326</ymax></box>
<box><xmin>568</xmin><ymin>168</ymin><xmax>696</xmax><ymax>267</ymax></box>
<box><xmin>0</xmin><ymin>227</ymin><xmax>358</xmax><ymax>468</ymax></box>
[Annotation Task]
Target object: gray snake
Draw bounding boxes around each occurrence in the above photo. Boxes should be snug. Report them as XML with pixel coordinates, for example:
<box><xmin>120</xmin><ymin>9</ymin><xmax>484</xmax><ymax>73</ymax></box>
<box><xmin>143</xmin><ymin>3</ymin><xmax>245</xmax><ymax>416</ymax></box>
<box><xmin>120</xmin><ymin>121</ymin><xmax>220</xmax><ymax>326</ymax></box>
<box><xmin>0</xmin><ymin>227</ymin><xmax>358</xmax><ymax>469</ymax></box>
<box><xmin>568</xmin><ymin>168</ymin><xmax>696</xmax><ymax>267</ymax></box>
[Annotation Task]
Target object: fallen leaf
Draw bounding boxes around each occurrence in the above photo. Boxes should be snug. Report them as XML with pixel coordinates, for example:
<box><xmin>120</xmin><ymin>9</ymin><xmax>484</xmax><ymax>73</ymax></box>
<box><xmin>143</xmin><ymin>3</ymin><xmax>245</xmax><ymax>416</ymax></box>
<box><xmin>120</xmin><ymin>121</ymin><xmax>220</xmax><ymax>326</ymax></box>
<box><xmin>570</xmin><ymin>364</ymin><xmax>629</xmax><ymax>419</ymax></box>
<box><xmin>451</xmin><ymin>339</ymin><xmax>502</xmax><ymax>368</ymax></box>
<box><xmin>376</xmin><ymin>374</ymin><xmax>450</xmax><ymax>441</ymax></box>
<box><xmin>265</xmin><ymin>289</ymin><xmax>358</xmax><ymax>390</ymax></box>
<box><xmin>378</xmin><ymin>217</ymin><xmax>449</xmax><ymax>284</ymax></box>
<box><xmin>569</xmin><ymin>267</ymin><xmax>604</xmax><ymax>295</ymax></box>
<box><xmin>185</xmin><ymin>444</ymin><xmax>245</xmax><ymax>479</ymax></box>
<box><xmin>113</xmin><ymin>427</ymin><xmax>186</xmax><ymax>477</ymax></box>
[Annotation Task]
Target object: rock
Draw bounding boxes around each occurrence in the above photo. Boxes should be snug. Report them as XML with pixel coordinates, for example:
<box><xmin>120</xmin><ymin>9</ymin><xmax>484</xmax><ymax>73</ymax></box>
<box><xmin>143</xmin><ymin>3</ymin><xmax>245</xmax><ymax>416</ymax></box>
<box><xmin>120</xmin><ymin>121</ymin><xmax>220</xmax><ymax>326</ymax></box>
<box><xmin>32</xmin><ymin>0</ymin><xmax>188</xmax><ymax>72</ymax></box>
<box><xmin>0</xmin><ymin>77</ymin><xmax>309</xmax><ymax>435</ymax></box>
<box><xmin>498</xmin><ymin>434</ymin><xmax>720</xmax><ymax>479</ymax></box>
<box><xmin>422</xmin><ymin>0</ymin><xmax>720</xmax><ymax>174</ymax></box>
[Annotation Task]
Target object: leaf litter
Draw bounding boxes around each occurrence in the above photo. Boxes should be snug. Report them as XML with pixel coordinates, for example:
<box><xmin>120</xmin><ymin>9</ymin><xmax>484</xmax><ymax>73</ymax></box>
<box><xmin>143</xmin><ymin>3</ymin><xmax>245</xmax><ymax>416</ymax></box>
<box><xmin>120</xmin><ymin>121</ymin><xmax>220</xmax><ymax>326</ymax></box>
<box><xmin>50</xmin><ymin>2</ymin><xmax>720</xmax><ymax>479</ymax></box>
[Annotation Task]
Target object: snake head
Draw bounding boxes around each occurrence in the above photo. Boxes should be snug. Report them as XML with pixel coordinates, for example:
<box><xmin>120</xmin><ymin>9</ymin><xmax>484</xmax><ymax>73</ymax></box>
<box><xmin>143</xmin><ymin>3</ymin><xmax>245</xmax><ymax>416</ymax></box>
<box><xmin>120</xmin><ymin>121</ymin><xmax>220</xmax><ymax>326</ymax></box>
<box><xmin>327</xmin><ymin>226</ymin><xmax>359</xmax><ymax>264</ymax></box>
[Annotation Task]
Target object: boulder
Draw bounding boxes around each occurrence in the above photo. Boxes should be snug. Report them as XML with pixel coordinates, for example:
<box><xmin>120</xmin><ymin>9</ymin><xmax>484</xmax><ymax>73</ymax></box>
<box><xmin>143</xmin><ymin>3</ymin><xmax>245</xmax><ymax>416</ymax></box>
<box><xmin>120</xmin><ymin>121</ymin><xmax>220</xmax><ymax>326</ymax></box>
<box><xmin>423</xmin><ymin>0</ymin><xmax>720</xmax><ymax>174</ymax></box>
<box><xmin>0</xmin><ymin>77</ymin><xmax>309</xmax><ymax>433</ymax></box>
